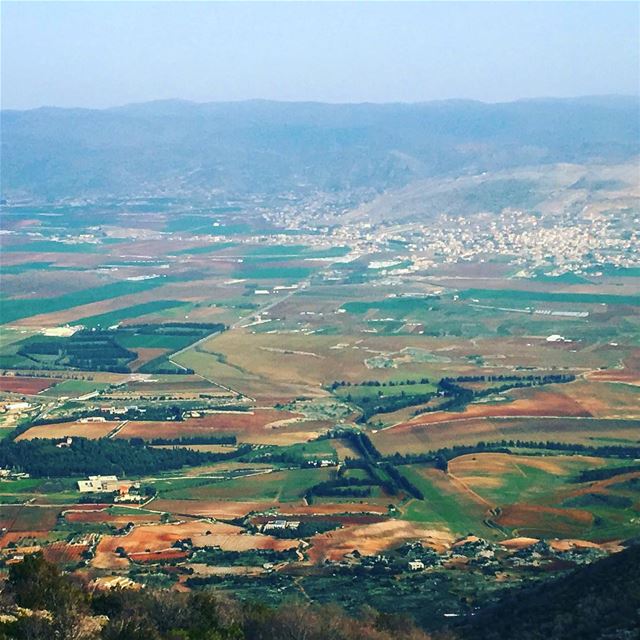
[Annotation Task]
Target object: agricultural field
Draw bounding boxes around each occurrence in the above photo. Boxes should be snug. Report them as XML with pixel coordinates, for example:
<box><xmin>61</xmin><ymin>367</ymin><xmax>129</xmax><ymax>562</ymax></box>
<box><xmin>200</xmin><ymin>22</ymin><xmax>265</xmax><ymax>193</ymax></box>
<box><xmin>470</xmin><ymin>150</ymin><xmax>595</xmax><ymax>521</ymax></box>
<box><xmin>0</xmin><ymin>193</ymin><xmax>639</xmax><ymax>617</ymax></box>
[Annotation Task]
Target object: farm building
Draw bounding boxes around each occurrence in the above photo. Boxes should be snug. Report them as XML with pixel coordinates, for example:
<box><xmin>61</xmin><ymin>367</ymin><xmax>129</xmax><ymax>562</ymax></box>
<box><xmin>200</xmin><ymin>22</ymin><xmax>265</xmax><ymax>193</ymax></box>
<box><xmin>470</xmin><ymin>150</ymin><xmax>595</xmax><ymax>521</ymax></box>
<box><xmin>77</xmin><ymin>475</ymin><xmax>120</xmax><ymax>492</ymax></box>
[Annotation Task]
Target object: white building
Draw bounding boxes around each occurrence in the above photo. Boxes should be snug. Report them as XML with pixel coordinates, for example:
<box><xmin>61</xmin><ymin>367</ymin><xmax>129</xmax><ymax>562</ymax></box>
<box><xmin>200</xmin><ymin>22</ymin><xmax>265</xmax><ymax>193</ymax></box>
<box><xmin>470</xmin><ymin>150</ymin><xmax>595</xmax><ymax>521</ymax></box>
<box><xmin>77</xmin><ymin>475</ymin><xmax>120</xmax><ymax>493</ymax></box>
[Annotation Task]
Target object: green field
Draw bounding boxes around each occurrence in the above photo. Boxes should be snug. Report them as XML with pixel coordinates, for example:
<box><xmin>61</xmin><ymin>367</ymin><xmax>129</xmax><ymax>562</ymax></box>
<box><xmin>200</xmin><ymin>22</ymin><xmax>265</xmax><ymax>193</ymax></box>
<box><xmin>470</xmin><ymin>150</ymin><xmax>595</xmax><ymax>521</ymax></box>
<box><xmin>43</xmin><ymin>379</ymin><xmax>113</xmax><ymax>398</ymax></box>
<box><xmin>334</xmin><ymin>382</ymin><xmax>436</xmax><ymax>400</ymax></box>
<box><xmin>400</xmin><ymin>466</ymin><xmax>489</xmax><ymax>536</ymax></box>
<box><xmin>458</xmin><ymin>288</ymin><xmax>640</xmax><ymax>306</ymax></box>
<box><xmin>3</xmin><ymin>241</ymin><xmax>102</xmax><ymax>253</ymax></box>
<box><xmin>241</xmin><ymin>245</ymin><xmax>349</xmax><ymax>260</ymax></box>
<box><xmin>76</xmin><ymin>300</ymin><xmax>188</xmax><ymax>328</ymax></box>
<box><xmin>155</xmin><ymin>468</ymin><xmax>331</xmax><ymax>502</ymax></box>
<box><xmin>238</xmin><ymin>265</ymin><xmax>314</xmax><ymax>280</ymax></box>
<box><xmin>342</xmin><ymin>297</ymin><xmax>432</xmax><ymax>315</ymax></box>
<box><xmin>0</xmin><ymin>261</ymin><xmax>54</xmax><ymax>274</ymax></box>
<box><xmin>1</xmin><ymin>278</ymin><xmax>170</xmax><ymax>324</ymax></box>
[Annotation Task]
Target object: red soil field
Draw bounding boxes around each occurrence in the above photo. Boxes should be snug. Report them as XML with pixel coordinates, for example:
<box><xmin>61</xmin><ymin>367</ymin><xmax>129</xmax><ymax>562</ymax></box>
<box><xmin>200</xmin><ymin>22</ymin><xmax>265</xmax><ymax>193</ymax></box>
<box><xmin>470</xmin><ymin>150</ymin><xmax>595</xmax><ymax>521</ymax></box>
<box><xmin>496</xmin><ymin>504</ymin><xmax>594</xmax><ymax>537</ymax></box>
<box><xmin>374</xmin><ymin>416</ymin><xmax>640</xmax><ymax>454</ymax></box>
<box><xmin>96</xmin><ymin>521</ymin><xmax>218</xmax><ymax>556</ymax></box>
<box><xmin>114</xmin><ymin>409</ymin><xmax>303</xmax><ymax>440</ymax></box>
<box><xmin>586</xmin><ymin>370</ymin><xmax>640</xmax><ymax>385</ymax></box>
<box><xmin>64</xmin><ymin>510</ymin><xmax>161</xmax><ymax>525</ymax></box>
<box><xmin>43</xmin><ymin>542</ymin><xmax>89</xmax><ymax>564</ymax></box>
<box><xmin>0</xmin><ymin>531</ymin><xmax>49</xmax><ymax>549</ymax></box>
<box><xmin>0</xmin><ymin>376</ymin><xmax>57</xmax><ymax>394</ymax></box>
<box><xmin>129</xmin><ymin>550</ymin><xmax>188</xmax><ymax>563</ymax></box>
<box><xmin>395</xmin><ymin>388</ymin><xmax>591</xmax><ymax>431</ymax></box>
<box><xmin>129</xmin><ymin>348</ymin><xmax>168</xmax><ymax>372</ymax></box>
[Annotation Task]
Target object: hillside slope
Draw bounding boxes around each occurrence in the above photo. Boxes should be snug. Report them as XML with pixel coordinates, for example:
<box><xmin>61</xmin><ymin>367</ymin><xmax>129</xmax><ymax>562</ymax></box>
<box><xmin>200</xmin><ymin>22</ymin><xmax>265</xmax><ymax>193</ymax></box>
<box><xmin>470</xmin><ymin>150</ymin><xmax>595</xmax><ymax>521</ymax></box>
<box><xmin>457</xmin><ymin>543</ymin><xmax>640</xmax><ymax>640</ymax></box>
<box><xmin>2</xmin><ymin>96</ymin><xmax>638</xmax><ymax>200</ymax></box>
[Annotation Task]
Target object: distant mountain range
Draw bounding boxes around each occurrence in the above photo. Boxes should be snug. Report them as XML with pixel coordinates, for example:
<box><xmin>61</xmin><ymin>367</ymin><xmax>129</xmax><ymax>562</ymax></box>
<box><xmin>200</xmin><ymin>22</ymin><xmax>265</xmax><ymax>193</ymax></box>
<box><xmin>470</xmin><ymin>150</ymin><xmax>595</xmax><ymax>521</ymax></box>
<box><xmin>1</xmin><ymin>96</ymin><xmax>638</xmax><ymax>200</ymax></box>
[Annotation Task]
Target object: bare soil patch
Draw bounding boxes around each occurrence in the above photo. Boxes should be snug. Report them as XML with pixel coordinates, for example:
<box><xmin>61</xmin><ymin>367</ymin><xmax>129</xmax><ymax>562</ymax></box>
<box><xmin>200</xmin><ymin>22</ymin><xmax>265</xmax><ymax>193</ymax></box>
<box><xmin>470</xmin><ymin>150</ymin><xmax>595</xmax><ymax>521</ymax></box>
<box><xmin>308</xmin><ymin>520</ymin><xmax>453</xmax><ymax>563</ymax></box>
<box><xmin>17</xmin><ymin>420</ymin><xmax>118</xmax><ymax>440</ymax></box>
<box><xmin>0</xmin><ymin>376</ymin><xmax>58</xmax><ymax>394</ymax></box>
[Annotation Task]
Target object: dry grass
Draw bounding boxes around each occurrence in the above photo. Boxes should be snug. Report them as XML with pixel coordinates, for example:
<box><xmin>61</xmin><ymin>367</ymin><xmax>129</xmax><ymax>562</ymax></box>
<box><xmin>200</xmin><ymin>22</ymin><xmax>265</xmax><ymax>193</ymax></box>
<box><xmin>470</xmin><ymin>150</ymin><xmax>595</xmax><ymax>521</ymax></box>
<box><xmin>17</xmin><ymin>420</ymin><xmax>118</xmax><ymax>440</ymax></box>
<box><xmin>307</xmin><ymin>520</ymin><xmax>453</xmax><ymax>563</ymax></box>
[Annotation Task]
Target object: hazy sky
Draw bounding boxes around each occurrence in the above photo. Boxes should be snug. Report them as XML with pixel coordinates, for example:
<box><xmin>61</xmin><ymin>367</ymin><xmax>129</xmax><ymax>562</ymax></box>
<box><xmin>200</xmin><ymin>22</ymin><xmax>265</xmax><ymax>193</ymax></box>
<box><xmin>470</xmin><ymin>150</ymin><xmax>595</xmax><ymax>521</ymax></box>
<box><xmin>2</xmin><ymin>1</ymin><xmax>638</xmax><ymax>110</ymax></box>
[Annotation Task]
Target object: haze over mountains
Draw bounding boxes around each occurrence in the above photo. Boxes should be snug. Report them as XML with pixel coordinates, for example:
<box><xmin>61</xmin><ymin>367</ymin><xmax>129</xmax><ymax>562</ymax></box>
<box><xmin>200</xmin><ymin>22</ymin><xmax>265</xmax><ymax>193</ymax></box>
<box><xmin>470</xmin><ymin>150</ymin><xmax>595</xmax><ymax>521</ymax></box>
<box><xmin>2</xmin><ymin>95</ymin><xmax>638</xmax><ymax>201</ymax></box>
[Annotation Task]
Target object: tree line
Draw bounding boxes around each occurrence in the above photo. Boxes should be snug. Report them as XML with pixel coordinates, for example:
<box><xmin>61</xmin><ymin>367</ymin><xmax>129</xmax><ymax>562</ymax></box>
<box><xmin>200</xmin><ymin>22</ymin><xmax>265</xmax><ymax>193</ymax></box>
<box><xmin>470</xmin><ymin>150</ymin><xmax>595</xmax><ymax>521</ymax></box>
<box><xmin>0</xmin><ymin>438</ymin><xmax>252</xmax><ymax>478</ymax></box>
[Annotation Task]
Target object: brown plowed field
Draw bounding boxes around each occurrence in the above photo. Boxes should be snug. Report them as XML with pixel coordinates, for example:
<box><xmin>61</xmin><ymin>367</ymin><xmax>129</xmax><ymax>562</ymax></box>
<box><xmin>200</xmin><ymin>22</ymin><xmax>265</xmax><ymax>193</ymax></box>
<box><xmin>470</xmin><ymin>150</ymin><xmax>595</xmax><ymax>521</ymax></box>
<box><xmin>372</xmin><ymin>416</ymin><xmax>640</xmax><ymax>454</ymax></box>
<box><xmin>398</xmin><ymin>388</ymin><xmax>591</xmax><ymax>430</ymax></box>
<box><xmin>129</xmin><ymin>348</ymin><xmax>168</xmax><ymax>371</ymax></box>
<box><xmin>95</xmin><ymin>520</ymin><xmax>298</xmax><ymax>566</ymax></box>
<box><xmin>561</xmin><ymin>380</ymin><xmax>640</xmax><ymax>418</ymax></box>
<box><xmin>115</xmin><ymin>409</ymin><xmax>302</xmax><ymax>440</ymax></box>
<box><xmin>17</xmin><ymin>420</ymin><xmax>118</xmax><ymax>440</ymax></box>
<box><xmin>64</xmin><ymin>510</ymin><xmax>162</xmax><ymax>525</ymax></box>
<box><xmin>308</xmin><ymin>520</ymin><xmax>453</xmax><ymax>563</ymax></box>
<box><xmin>151</xmin><ymin>499</ymin><xmax>387</xmax><ymax>519</ymax></box>
<box><xmin>587</xmin><ymin>370</ymin><xmax>640</xmax><ymax>385</ymax></box>
<box><xmin>43</xmin><ymin>542</ymin><xmax>89</xmax><ymax>564</ymax></box>
<box><xmin>0</xmin><ymin>505</ymin><xmax>61</xmax><ymax>532</ymax></box>
<box><xmin>0</xmin><ymin>531</ymin><xmax>49</xmax><ymax>548</ymax></box>
<box><xmin>0</xmin><ymin>376</ymin><xmax>58</xmax><ymax>394</ymax></box>
<box><xmin>496</xmin><ymin>504</ymin><xmax>594</xmax><ymax>537</ymax></box>
<box><xmin>96</xmin><ymin>521</ymin><xmax>218</xmax><ymax>556</ymax></box>
<box><xmin>448</xmin><ymin>453</ymin><xmax>603</xmax><ymax>479</ymax></box>
<box><xmin>129</xmin><ymin>550</ymin><xmax>188</xmax><ymax>563</ymax></box>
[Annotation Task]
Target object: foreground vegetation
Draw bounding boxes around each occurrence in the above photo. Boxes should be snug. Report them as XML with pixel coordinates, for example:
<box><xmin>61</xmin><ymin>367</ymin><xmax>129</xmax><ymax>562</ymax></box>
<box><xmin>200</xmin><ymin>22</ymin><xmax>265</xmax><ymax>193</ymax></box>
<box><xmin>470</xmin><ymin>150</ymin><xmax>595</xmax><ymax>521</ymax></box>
<box><xmin>2</xmin><ymin>548</ymin><xmax>638</xmax><ymax>640</ymax></box>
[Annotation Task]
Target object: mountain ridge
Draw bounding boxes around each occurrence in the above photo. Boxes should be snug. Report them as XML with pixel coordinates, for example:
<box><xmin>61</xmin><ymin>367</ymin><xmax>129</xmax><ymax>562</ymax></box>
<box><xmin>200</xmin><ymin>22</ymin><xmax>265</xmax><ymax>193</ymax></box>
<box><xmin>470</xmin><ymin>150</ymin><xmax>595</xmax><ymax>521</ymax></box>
<box><xmin>2</xmin><ymin>95</ymin><xmax>638</xmax><ymax>200</ymax></box>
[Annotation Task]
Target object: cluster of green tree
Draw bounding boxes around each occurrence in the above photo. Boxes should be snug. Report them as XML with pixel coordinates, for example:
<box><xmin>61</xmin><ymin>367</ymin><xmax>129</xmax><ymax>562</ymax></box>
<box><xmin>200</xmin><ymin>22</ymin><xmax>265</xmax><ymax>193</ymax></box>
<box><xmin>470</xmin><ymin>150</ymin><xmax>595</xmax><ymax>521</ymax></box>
<box><xmin>506</xmin><ymin>439</ymin><xmax>640</xmax><ymax>459</ymax></box>
<box><xmin>306</xmin><ymin>477</ymin><xmax>373</xmax><ymax>500</ymax></box>
<box><xmin>23</xmin><ymin>404</ymin><xmax>184</xmax><ymax>430</ymax></box>
<box><xmin>341</xmin><ymin>458</ymin><xmax>418</xmax><ymax>500</ymax></box>
<box><xmin>382</xmin><ymin>443</ymin><xmax>514</xmax><ymax>470</ymax></box>
<box><xmin>340</xmin><ymin>430</ymin><xmax>382</xmax><ymax>461</ymax></box>
<box><xmin>414</xmin><ymin>373</ymin><xmax>576</xmax><ymax>416</ymax></box>
<box><xmin>328</xmin><ymin>378</ymin><xmax>430</xmax><ymax>390</ymax></box>
<box><xmin>120</xmin><ymin>323</ymin><xmax>224</xmax><ymax>376</ymax></box>
<box><xmin>444</xmin><ymin>374</ymin><xmax>575</xmax><ymax>384</ymax></box>
<box><xmin>380</xmin><ymin>463</ymin><xmax>424</xmax><ymax>500</ymax></box>
<box><xmin>321</xmin><ymin>431</ymin><xmax>425</xmax><ymax>498</ymax></box>
<box><xmin>0</xmin><ymin>371</ymin><xmax>85</xmax><ymax>380</ymax></box>
<box><xmin>0</xmin><ymin>438</ymin><xmax>251</xmax><ymax>478</ymax></box>
<box><xmin>121</xmin><ymin>322</ymin><xmax>225</xmax><ymax>335</ymax></box>
<box><xmin>190</xmin><ymin>547</ymin><xmax>297</xmax><ymax>566</ymax></box>
<box><xmin>258</xmin><ymin>520</ymin><xmax>340</xmax><ymax>539</ymax></box>
<box><xmin>0</xmin><ymin>554</ymin><xmax>430</xmax><ymax>640</ymax></box>
<box><xmin>381</xmin><ymin>439</ymin><xmax>640</xmax><ymax>475</ymax></box>
<box><xmin>148</xmin><ymin>435</ymin><xmax>237</xmax><ymax>446</ymax></box>
<box><xmin>16</xmin><ymin>331</ymin><xmax>137</xmax><ymax>373</ymax></box>
<box><xmin>241</xmin><ymin>449</ymin><xmax>313</xmax><ymax>466</ymax></box>
<box><xmin>573</xmin><ymin>463</ymin><xmax>640</xmax><ymax>483</ymax></box>
<box><xmin>353</xmin><ymin>392</ymin><xmax>436</xmax><ymax>423</ymax></box>
<box><xmin>137</xmin><ymin>360</ymin><xmax>195</xmax><ymax>375</ymax></box>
